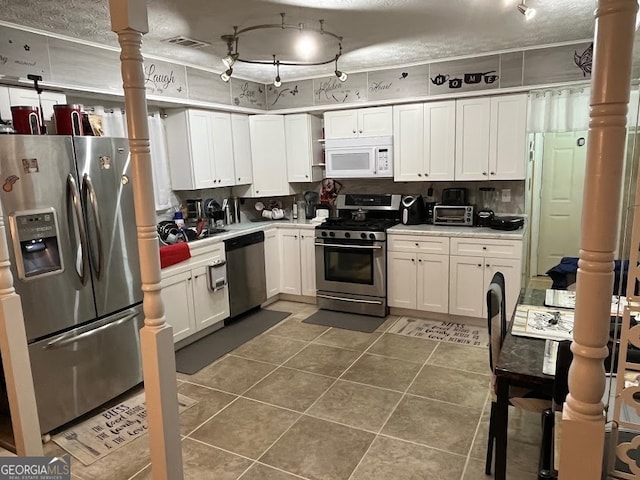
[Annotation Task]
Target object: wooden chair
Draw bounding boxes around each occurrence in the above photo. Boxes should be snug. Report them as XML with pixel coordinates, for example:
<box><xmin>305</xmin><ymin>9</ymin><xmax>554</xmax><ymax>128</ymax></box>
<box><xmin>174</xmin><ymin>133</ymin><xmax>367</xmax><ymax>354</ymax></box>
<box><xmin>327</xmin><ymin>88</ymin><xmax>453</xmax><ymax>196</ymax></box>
<box><xmin>485</xmin><ymin>272</ymin><xmax>552</xmax><ymax>475</ymax></box>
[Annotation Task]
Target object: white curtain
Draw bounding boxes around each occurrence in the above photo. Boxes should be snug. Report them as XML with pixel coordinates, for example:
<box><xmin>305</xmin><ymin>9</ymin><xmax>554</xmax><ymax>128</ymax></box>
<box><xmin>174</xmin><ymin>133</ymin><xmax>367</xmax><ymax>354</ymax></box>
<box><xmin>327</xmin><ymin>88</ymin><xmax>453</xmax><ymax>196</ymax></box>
<box><xmin>529</xmin><ymin>87</ymin><xmax>640</xmax><ymax>132</ymax></box>
<box><xmin>148</xmin><ymin>113</ymin><xmax>176</xmax><ymax>212</ymax></box>
<box><xmin>90</xmin><ymin>106</ymin><xmax>127</xmax><ymax>137</ymax></box>
<box><xmin>528</xmin><ymin>88</ymin><xmax>591</xmax><ymax>133</ymax></box>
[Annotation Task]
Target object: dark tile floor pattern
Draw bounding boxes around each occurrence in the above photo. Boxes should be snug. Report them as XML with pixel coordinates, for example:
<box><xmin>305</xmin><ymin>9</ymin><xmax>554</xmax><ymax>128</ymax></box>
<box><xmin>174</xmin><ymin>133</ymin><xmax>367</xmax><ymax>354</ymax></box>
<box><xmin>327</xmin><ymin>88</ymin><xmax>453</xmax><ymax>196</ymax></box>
<box><xmin>46</xmin><ymin>300</ymin><xmax>541</xmax><ymax>480</ymax></box>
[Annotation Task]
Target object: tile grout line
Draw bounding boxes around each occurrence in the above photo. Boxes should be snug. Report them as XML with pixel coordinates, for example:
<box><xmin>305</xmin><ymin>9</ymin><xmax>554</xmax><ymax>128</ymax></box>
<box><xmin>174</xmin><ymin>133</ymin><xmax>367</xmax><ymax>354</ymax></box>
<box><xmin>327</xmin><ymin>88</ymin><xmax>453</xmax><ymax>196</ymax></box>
<box><xmin>460</xmin><ymin>392</ymin><xmax>492</xmax><ymax>480</ymax></box>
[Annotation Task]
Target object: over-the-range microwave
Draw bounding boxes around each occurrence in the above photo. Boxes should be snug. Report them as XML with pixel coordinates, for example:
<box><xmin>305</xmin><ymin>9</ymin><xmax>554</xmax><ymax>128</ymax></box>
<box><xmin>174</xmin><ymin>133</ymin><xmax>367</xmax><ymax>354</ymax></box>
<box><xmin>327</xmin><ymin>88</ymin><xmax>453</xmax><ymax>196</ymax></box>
<box><xmin>324</xmin><ymin>136</ymin><xmax>393</xmax><ymax>178</ymax></box>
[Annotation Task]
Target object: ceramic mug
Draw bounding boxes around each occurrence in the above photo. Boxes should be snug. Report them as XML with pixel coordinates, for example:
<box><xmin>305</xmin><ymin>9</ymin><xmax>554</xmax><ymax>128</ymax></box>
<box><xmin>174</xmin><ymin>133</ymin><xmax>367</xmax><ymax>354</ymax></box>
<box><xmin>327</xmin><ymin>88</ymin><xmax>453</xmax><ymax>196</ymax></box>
<box><xmin>449</xmin><ymin>78</ymin><xmax>463</xmax><ymax>89</ymax></box>
<box><xmin>271</xmin><ymin>208</ymin><xmax>284</xmax><ymax>220</ymax></box>
<box><xmin>262</xmin><ymin>209</ymin><xmax>273</xmax><ymax>219</ymax></box>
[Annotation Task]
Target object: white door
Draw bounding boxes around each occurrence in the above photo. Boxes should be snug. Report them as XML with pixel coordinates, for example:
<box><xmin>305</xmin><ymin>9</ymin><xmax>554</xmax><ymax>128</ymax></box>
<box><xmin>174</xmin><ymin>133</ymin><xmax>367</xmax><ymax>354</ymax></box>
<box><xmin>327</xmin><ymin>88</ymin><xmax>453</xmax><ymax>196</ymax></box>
<box><xmin>231</xmin><ymin>114</ymin><xmax>253</xmax><ymax>185</ymax></box>
<box><xmin>300</xmin><ymin>232</ymin><xmax>317</xmax><ymax>297</ymax></box>
<box><xmin>160</xmin><ymin>271</ymin><xmax>196</xmax><ymax>343</ymax></box>
<box><xmin>285</xmin><ymin>114</ymin><xmax>313</xmax><ymax>182</ymax></box>
<box><xmin>455</xmin><ymin>98</ymin><xmax>491</xmax><ymax>181</ymax></box>
<box><xmin>393</xmin><ymin>104</ymin><xmax>424</xmax><ymax>182</ymax></box>
<box><xmin>484</xmin><ymin>257</ymin><xmax>522</xmax><ymax>320</ymax></box>
<box><xmin>249</xmin><ymin>115</ymin><xmax>290</xmax><ymax>197</ymax></box>
<box><xmin>192</xmin><ymin>265</ymin><xmax>229</xmax><ymax>330</ymax></box>
<box><xmin>264</xmin><ymin>229</ymin><xmax>280</xmax><ymax>298</ymax></box>
<box><xmin>358</xmin><ymin>106</ymin><xmax>393</xmax><ymax>137</ymax></box>
<box><xmin>449</xmin><ymin>255</ymin><xmax>485</xmax><ymax>318</ymax></box>
<box><xmin>489</xmin><ymin>94</ymin><xmax>527</xmax><ymax>180</ymax></box>
<box><xmin>417</xmin><ymin>253</ymin><xmax>449</xmax><ymax>313</ymax></box>
<box><xmin>425</xmin><ymin>100</ymin><xmax>456</xmax><ymax>181</ymax></box>
<box><xmin>537</xmin><ymin>131</ymin><xmax>588</xmax><ymax>274</ymax></box>
<box><xmin>387</xmin><ymin>252</ymin><xmax>417</xmax><ymax>309</ymax></box>
<box><xmin>279</xmin><ymin>229</ymin><xmax>302</xmax><ymax>295</ymax></box>
<box><xmin>210</xmin><ymin>112</ymin><xmax>236</xmax><ymax>187</ymax></box>
<box><xmin>324</xmin><ymin>110</ymin><xmax>358</xmax><ymax>138</ymax></box>
<box><xmin>188</xmin><ymin>110</ymin><xmax>216</xmax><ymax>189</ymax></box>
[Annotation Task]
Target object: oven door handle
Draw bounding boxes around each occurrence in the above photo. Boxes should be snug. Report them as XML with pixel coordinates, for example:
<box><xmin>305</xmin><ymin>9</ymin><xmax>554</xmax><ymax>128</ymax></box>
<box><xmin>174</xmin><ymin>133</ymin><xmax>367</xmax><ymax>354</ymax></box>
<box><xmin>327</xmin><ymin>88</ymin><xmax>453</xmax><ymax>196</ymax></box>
<box><xmin>314</xmin><ymin>243</ymin><xmax>383</xmax><ymax>250</ymax></box>
<box><xmin>317</xmin><ymin>294</ymin><xmax>384</xmax><ymax>305</ymax></box>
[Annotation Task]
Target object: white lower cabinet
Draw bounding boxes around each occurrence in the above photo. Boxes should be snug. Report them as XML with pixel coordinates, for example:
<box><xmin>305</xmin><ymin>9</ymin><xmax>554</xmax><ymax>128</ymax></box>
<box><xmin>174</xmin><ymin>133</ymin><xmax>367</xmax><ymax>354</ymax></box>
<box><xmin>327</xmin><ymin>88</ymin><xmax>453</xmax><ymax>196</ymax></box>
<box><xmin>278</xmin><ymin>228</ymin><xmax>316</xmax><ymax>297</ymax></box>
<box><xmin>388</xmin><ymin>235</ymin><xmax>449</xmax><ymax>314</ymax></box>
<box><xmin>264</xmin><ymin>229</ymin><xmax>280</xmax><ymax>299</ymax></box>
<box><xmin>160</xmin><ymin>246</ymin><xmax>229</xmax><ymax>343</ymax></box>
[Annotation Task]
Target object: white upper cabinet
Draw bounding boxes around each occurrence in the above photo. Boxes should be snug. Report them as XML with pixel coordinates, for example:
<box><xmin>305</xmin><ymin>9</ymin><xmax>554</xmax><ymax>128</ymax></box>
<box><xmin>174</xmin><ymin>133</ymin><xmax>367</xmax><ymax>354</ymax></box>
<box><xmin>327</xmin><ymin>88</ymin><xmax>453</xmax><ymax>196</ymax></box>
<box><xmin>285</xmin><ymin>114</ymin><xmax>323</xmax><ymax>183</ymax></box>
<box><xmin>489</xmin><ymin>94</ymin><xmax>528</xmax><ymax>180</ymax></box>
<box><xmin>231</xmin><ymin>113</ymin><xmax>253</xmax><ymax>185</ymax></box>
<box><xmin>394</xmin><ymin>101</ymin><xmax>455</xmax><ymax>182</ymax></box>
<box><xmin>324</xmin><ymin>106</ymin><xmax>392</xmax><ymax>139</ymax></box>
<box><xmin>7</xmin><ymin>87</ymin><xmax>66</xmax><ymax>121</ymax></box>
<box><xmin>165</xmin><ymin>109</ymin><xmax>237</xmax><ymax>190</ymax></box>
<box><xmin>246</xmin><ymin>115</ymin><xmax>291</xmax><ymax>197</ymax></box>
<box><xmin>455</xmin><ymin>94</ymin><xmax>527</xmax><ymax>181</ymax></box>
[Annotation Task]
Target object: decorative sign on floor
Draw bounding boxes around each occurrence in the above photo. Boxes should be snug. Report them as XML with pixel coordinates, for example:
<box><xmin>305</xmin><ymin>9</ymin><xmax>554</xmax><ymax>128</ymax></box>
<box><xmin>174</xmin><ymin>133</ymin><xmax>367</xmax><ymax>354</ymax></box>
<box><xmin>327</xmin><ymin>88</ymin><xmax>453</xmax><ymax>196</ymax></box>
<box><xmin>389</xmin><ymin>317</ymin><xmax>488</xmax><ymax>347</ymax></box>
<box><xmin>52</xmin><ymin>392</ymin><xmax>197</xmax><ymax>466</ymax></box>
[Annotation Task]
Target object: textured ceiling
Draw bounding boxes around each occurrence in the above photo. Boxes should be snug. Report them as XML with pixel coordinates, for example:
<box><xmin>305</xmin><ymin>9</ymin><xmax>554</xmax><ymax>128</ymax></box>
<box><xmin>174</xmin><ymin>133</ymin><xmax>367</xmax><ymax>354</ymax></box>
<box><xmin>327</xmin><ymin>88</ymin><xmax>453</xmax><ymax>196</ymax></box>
<box><xmin>0</xmin><ymin>0</ymin><xmax>613</xmax><ymax>83</ymax></box>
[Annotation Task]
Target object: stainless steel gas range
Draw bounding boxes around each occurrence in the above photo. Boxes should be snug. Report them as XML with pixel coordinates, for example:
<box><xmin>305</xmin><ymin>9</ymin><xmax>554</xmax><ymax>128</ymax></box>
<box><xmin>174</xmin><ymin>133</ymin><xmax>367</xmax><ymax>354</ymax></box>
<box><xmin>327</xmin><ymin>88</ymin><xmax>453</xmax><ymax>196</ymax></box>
<box><xmin>315</xmin><ymin>194</ymin><xmax>401</xmax><ymax>317</ymax></box>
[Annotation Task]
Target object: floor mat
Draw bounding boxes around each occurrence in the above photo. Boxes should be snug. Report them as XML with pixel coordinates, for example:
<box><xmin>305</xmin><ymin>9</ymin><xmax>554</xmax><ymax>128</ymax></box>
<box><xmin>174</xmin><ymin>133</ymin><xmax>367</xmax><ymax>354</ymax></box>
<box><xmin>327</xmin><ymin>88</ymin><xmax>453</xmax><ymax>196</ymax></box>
<box><xmin>388</xmin><ymin>317</ymin><xmax>489</xmax><ymax>347</ymax></box>
<box><xmin>175</xmin><ymin>309</ymin><xmax>291</xmax><ymax>374</ymax></box>
<box><xmin>52</xmin><ymin>391</ymin><xmax>197</xmax><ymax>466</ymax></box>
<box><xmin>302</xmin><ymin>309</ymin><xmax>387</xmax><ymax>333</ymax></box>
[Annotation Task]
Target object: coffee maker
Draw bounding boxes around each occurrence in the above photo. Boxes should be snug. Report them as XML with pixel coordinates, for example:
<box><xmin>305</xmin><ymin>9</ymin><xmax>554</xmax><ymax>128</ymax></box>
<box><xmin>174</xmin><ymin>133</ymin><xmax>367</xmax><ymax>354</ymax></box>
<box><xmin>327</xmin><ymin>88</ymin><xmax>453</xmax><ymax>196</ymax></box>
<box><xmin>400</xmin><ymin>195</ymin><xmax>425</xmax><ymax>225</ymax></box>
<box><xmin>303</xmin><ymin>191</ymin><xmax>319</xmax><ymax>219</ymax></box>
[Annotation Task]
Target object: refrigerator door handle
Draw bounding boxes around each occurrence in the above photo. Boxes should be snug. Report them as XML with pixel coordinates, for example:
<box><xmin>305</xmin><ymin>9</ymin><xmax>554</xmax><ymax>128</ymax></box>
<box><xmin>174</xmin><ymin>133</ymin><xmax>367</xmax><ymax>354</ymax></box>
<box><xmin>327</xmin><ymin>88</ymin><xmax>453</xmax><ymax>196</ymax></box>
<box><xmin>44</xmin><ymin>311</ymin><xmax>138</xmax><ymax>350</ymax></box>
<box><xmin>82</xmin><ymin>173</ymin><xmax>104</xmax><ymax>280</ymax></box>
<box><xmin>66</xmin><ymin>174</ymin><xmax>89</xmax><ymax>286</ymax></box>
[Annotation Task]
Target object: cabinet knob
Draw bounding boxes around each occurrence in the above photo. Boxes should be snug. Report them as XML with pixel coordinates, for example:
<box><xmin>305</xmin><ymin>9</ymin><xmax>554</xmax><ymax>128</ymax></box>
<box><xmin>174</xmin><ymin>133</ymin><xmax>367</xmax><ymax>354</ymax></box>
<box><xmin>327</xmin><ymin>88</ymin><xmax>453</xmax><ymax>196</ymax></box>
<box><xmin>256</xmin><ymin>190</ymin><xmax>259</xmax><ymax>193</ymax></box>
<box><xmin>418</xmin><ymin>259</ymin><xmax>422</xmax><ymax>263</ymax></box>
<box><xmin>305</xmin><ymin>174</ymin><xmax>308</xmax><ymax>178</ymax></box>
<box><xmin>294</xmin><ymin>235</ymin><xmax>298</xmax><ymax>239</ymax></box>
<box><xmin>424</xmin><ymin>173</ymin><xmax>429</xmax><ymax>177</ymax></box>
<box><xmin>411</xmin><ymin>258</ymin><xmax>415</xmax><ymax>262</ymax></box>
<box><xmin>482</xmin><ymin>246</ymin><xmax>487</xmax><ymax>250</ymax></box>
<box><xmin>238</xmin><ymin>177</ymin><xmax>241</xmax><ymax>181</ymax></box>
<box><xmin>490</xmin><ymin>172</ymin><xmax>496</xmax><ymax>175</ymax></box>
<box><xmin>486</xmin><ymin>264</ymin><xmax>491</xmax><ymax>267</ymax></box>
<box><xmin>301</xmin><ymin>235</ymin><xmax>305</xmax><ymax>239</ymax></box>
<box><xmin>482</xmin><ymin>171</ymin><xmax>488</xmax><ymax>176</ymax></box>
<box><xmin>477</xmin><ymin>264</ymin><xmax>482</xmax><ymax>267</ymax></box>
<box><xmin>415</xmin><ymin>243</ymin><xmax>419</xmax><ymax>246</ymax></box>
<box><xmin>418</xmin><ymin>173</ymin><xmax>422</xmax><ymax>177</ymax></box>
<box><xmin>359</xmin><ymin>130</ymin><xmax>363</xmax><ymax>134</ymax></box>
<box><xmin>352</xmin><ymin>129</ymin><xmax>357</xmax><ymax>134</ymax></box>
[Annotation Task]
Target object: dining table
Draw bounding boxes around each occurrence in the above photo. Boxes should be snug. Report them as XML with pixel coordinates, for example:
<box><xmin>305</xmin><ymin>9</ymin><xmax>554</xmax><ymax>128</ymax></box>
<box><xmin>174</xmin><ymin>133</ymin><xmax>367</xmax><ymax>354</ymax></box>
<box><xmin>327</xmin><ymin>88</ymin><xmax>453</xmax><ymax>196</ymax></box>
<box><xmin>493</xmin><ymin>288</ymin><xmax>556</xmax><ymax>480</ymax></box>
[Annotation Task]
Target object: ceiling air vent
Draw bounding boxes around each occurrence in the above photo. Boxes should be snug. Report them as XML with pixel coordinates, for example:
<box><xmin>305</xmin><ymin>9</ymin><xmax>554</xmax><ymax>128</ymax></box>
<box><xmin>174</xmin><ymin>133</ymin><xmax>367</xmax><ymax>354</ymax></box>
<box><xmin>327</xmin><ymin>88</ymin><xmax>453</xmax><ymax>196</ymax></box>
<box><xmin>162</xmin><ymin>36</ymin><xmax>211</xmax><ymax>49</ymax></box>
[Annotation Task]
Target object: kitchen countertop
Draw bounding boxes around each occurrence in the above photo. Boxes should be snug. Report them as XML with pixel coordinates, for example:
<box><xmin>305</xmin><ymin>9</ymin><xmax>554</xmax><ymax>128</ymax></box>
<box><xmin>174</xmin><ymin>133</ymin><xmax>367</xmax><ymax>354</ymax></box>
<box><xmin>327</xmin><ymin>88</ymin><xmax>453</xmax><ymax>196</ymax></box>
<box><xmin>387</xmin><ymin>223</ymin><xmax>526</xmax><ymax>240</ymax></box>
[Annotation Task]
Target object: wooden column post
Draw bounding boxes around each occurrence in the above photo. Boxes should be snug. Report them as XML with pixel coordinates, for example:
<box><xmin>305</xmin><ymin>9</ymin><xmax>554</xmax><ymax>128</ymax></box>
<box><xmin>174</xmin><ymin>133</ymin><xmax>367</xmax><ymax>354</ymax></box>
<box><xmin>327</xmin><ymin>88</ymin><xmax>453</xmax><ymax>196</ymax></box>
<box><xmin>559</xmin><ymin>0</ymin><xmax>638</xmax><ymax>478</ymax></box>
<box><xmin>108</xmin><ymin>1</ymin><xmax>183</xmax><ymax>479</ymax></box>
<box><xmin>0</xmin><ymin>207</ymin><xmax>42</xmax><ymax>456</ymax></box>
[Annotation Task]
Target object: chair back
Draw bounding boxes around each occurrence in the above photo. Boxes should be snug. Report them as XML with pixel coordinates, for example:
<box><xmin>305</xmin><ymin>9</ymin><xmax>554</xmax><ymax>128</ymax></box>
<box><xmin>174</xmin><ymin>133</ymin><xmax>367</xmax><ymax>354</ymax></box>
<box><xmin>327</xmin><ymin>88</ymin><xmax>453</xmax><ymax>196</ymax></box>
<box><xmin>553</xmin><ymin>340</ymin><xmax>573</xmax><ymax>406</ymax></box>
<box><xmin>487</xmin><ymin>271</ymin><xmax>507</xmax><ymax>373</ymax></box>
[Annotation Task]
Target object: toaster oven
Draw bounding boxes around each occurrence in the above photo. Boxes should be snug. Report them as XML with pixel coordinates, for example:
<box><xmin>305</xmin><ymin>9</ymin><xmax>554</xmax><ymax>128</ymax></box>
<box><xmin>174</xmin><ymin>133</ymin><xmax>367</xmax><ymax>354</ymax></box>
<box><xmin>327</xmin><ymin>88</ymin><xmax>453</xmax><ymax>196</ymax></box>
<box><xmin>433</xmin><ymin>205</ymin><xmax>474</xmax><ymax>226</ymax></box>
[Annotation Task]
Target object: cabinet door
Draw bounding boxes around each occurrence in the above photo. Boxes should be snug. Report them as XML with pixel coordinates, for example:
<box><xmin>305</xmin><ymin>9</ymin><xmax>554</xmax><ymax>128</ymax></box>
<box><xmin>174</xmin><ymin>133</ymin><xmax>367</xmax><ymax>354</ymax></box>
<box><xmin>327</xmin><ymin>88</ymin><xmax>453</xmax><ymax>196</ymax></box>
<box><xmin>455</xmin><ymin>98</ymin><xmax>491</xmax><ymax>181</ymax></box>
<box><xmin>324</xmin><ymin>110</ymin><xmax>358</xmax><ymax>138</ymax></box>
<box><xmin>387</xmin><ymin>252</ymin><xmax>417</xmax><ymax>309</ymax></box>
<box><xmin>192</xmin><ymin>264</ymin><xmax>229</xmax><ymax>330</ymax></box>
<box><xmin>187</xmin><ymin>110</ymin><xmax>216</xmax><ymax>189</ymax></box>
<box><xmin>489</xmin><ymin>94</ymin><xmax>527</xmax><ymax>180</ymax></box>
<box><xmin>449</xmin><ymin>255</ymin><xmax>485</xmax><ymax>318</ymax></box>
<box><xmin>160</xmin><ymin>271</ymin><xmax>196</xmax><ymax>343</ymax></box>
<box><xmin>279</xmin><ymin>229</ymin><xmax>302</xmax><ymax>295</ymax></box>
<box><xmin>300</xmin><ymin>231</ymin><xmax>317</xmax><ymax>297</ymax></box>
<box><xmin>0</xmin><ymin>87</ymin><xmax>11</xmax><ymax>123</ymax></box>
<box><xmin>425</xmin><ymin>100</ymin><xmax>456</xmax><ymax>181</ymax></box>
<box><xmin>264</xmin><ymin>229</ymin><xmax>280</xmax><ymax>298</ymax></box>
<box><xmin>484</xmin><ymin>257</ymin><xmax>522</xmax><ymax>319</ymax></box>
<box><xmin>210</xmin><ymin>112</ymin><xmax>236</xmax><ymax>187</ymax></box>
<box><xmin>231</xmin><ymin>114</ymin><xmax>253</xmax><ymax>185</ymax></box>
<box><xmin>249</xmin><ymin>115</ymin><xmax>290</xmax><ymax>197</ymax></box>
<box><xmin>358</xmin><ymin>106</ymin><xmax>393</xmax><ymax>137</ymax></box>
<box><xmin>417</xmin><ymin>253</ymin><xmax>449</xmax><ymax>314</ymax></box>
<box><xmin>393</xmin><ymin>104</ymin><xmax>424</xmax><ymax>182</ymax></box>
<box><xmin>7</xmin><ymin>88</ymin><xmax>66</xmax><ymax>121</ymax></box>
<box><xmin>286</xmin><ymin>114</ymin><xmax>314</xmax><ymax>182</ymax></box>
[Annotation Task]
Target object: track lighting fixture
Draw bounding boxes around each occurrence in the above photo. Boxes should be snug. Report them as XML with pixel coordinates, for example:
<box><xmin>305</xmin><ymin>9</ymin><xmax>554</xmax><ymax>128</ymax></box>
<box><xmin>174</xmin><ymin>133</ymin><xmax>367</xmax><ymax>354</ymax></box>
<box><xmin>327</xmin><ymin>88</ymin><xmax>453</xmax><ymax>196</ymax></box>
<box><xmin>517</xmin><ymin>1</ymin><xmax>536</xmax><ymax>20</ymax></box>
<box><xmin>219</xmin><ymin>13</ymin><xmax>346</xmax><ymax>84</ymax></box>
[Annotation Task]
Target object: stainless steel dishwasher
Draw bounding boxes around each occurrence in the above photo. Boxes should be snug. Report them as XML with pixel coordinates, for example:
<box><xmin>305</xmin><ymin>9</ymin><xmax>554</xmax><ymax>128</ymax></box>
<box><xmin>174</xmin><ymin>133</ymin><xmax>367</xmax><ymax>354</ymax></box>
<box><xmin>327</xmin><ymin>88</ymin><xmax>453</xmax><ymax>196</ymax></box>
<box><xmin>224</xmin><ymin>231</ymin><xmax>267</xmax><ymax>318</ymax></box>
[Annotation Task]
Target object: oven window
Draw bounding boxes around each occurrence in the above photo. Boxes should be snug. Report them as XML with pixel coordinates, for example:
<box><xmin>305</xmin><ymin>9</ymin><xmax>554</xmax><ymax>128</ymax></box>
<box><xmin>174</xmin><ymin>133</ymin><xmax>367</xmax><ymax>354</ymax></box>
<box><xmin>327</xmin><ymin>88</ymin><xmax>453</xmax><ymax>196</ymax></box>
<box><xmin>330</xmin><ymin>152</ymin><xmax>370</xmax><ymax>171</ymax></box>
<box><xmin>325</xmin><ymin>247</ymin><xmax>374</xmax><ymax>284</ymax></box>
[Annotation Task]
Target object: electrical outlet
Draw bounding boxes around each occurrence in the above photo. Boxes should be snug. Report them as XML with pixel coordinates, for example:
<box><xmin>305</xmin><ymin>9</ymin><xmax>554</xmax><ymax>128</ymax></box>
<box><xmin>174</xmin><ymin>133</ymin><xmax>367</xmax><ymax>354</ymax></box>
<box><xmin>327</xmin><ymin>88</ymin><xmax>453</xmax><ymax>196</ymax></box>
<box><xmin>501</xmin><ymin>189</ymin><xmax>511</xmax><ymax>203</ymax></box>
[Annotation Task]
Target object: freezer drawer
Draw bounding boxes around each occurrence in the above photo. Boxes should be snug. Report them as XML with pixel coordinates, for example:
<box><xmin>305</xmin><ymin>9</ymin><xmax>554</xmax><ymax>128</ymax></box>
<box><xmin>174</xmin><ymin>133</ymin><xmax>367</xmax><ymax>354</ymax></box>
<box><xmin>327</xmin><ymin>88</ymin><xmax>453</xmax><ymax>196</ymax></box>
<box><xmin>28</xmin><ymin>305</ymin><xmax>144</xmax><ymax>434</ymax></box>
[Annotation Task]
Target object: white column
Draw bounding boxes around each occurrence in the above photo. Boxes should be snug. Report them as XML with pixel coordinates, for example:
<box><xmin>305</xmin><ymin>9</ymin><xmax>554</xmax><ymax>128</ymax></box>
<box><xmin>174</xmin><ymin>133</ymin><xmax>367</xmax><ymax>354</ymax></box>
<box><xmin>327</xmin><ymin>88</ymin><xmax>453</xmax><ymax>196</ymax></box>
<box><xmin>0</xmin><ymin>208</ymin><xmax>42</xmax><ymax>456</ymax></box>
<box><xmin>559</xmin><ymin>0</ymin><xmax>638</xmax><ymax>478</ymax></box>
<box><xmin>108</xmin><ymin>1</ymin><xmax>183</xmax><ymax>479</ymax></box>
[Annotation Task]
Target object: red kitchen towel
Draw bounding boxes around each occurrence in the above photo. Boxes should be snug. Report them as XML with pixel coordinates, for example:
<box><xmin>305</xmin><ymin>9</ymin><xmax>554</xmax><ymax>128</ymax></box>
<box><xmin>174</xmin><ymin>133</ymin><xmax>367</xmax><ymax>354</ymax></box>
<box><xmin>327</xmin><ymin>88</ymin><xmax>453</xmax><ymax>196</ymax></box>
<box><xmin>160</xmin><ymin>243</ymin><xmax>191</xmax><ymax>268</ymax></box>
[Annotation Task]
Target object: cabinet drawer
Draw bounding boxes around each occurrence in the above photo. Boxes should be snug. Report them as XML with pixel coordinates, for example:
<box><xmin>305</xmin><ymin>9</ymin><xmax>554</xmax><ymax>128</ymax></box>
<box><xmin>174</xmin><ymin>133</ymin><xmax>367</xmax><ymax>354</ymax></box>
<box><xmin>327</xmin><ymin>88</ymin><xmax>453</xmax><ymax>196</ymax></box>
<box><xmin>191</xmin><ymin>245</ymin><xmax>225</xmax><ymax>268</ymax></box>
<box><xmin>389</xmin><ymin>235</ymin><xmax>449</xmax><ymax>254</ymax></box>
<box><xmin>450</xmin><ymin>237</ymin><xmax>522</xmax><ymax>259</ymax></box>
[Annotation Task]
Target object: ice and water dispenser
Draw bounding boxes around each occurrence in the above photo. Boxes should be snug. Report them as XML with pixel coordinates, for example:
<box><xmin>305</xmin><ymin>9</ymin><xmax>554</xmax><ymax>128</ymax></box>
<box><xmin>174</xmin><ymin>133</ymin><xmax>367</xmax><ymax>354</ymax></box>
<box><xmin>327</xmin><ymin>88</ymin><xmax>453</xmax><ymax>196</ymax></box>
<box><xmin>9</xmin><ymin>208</ymin><xmax>62</xmax><ymax>280</ymax></box>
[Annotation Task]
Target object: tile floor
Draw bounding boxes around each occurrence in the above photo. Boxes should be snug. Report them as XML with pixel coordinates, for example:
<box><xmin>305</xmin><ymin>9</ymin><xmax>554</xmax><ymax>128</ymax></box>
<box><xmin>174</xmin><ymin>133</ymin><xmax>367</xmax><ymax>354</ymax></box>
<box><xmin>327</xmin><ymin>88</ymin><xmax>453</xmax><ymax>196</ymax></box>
<box><xmin>45</xmin><ymin>300</ymin><xmax>543</xmax><ymax>480</ymax></box>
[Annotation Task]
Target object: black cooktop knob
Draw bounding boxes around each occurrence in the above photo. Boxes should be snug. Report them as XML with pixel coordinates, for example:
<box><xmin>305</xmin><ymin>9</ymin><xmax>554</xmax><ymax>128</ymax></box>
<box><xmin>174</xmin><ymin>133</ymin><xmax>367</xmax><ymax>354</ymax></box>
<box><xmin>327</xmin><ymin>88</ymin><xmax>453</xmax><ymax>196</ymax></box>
<box><xmin>345</xmin><ymin>232</ymin><xmax>351</xmax><ymax>238</ymax></box>
<box><xmin>329</xmin><ymin>231</ymin><xmax>335</xmax><ymax>237</ymax></box>
<box><xmin>361</xmin><ymin>232</ymin><xmax>367</xmax><ymax>239</ymax></box>
<box><xmin>321</xmin><ymin>231</ymin><xmax>328</xmax><ymax>237</ymax></box>
<box><xmin>369</xmin><ymin>233</ymin><xmax>376</xmax><ymax>240</ymax></box>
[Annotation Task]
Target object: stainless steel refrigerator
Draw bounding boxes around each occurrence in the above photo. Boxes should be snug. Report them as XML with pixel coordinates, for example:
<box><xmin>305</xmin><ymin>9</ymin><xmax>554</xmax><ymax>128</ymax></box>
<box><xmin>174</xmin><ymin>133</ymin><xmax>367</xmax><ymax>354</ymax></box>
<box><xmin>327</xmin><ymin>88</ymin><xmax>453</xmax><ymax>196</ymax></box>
<box><xmin>0</xmin><ymin>135</ymin><xmax>143</xmax><ymax>434</ymax></box>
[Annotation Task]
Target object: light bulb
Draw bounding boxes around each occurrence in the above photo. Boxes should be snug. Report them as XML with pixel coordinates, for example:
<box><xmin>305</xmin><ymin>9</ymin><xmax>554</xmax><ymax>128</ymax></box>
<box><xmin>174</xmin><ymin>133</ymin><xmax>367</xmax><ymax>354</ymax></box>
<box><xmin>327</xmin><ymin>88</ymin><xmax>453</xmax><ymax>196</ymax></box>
<box><xmin>274</xmin><ymin>75</ymin><xmax>282</xmax><ymax>88</ymax></box>
<box><xmin>517</xmin><ymin>3</ymin><xmax>536</xmax><ymax>20</ymax></box>
<box><xmin>335</xmin><ymin>70</ymin><xmax>348</xmax><ymax>82</ymax></box>
<box><xmin>222</xmin><ymin>54</ymin><xmax>236</xmax><ymax>68</ymax></box>
<box><xmin>220</xmin><ymin>68</ymin><xmax>232</xmax><ymax>82</ymax></box>
<box><xmin>296</xmin><ymin>32</ymin><xmax>317</xmax><ymax>60</ymax></box>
